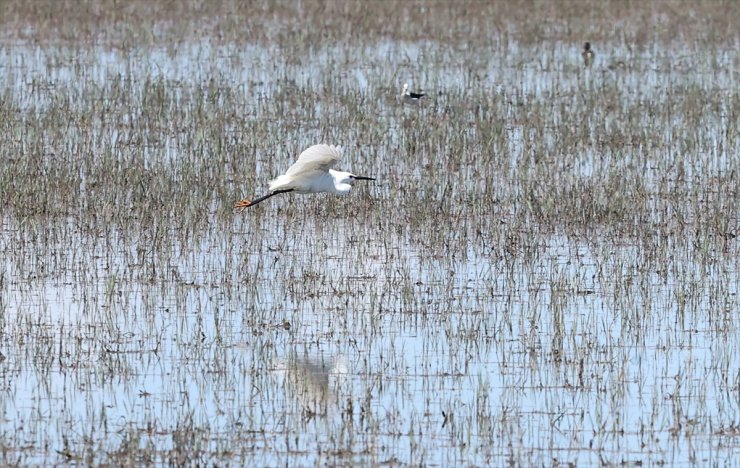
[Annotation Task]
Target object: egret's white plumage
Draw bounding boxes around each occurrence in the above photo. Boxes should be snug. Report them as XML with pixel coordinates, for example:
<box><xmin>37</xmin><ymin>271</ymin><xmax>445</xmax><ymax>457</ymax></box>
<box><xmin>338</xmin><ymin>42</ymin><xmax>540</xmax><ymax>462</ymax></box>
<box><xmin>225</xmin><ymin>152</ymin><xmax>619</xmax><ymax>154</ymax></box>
<box><xmin>235</xmin><ymin>144</ymin><xmax>375</xmax><ymax>209</ymax></box>
<box><xmin>269</xmin><ymin>144</ymin><xmax>344</xmax><ymax>193</ymax></box>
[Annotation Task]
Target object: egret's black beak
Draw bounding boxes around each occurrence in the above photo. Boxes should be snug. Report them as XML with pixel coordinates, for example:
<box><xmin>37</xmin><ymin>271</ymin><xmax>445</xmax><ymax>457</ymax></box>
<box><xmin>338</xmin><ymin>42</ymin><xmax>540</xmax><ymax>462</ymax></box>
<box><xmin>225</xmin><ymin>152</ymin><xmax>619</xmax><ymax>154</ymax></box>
<box><xmin>351</xmin><ymin>175</ymin><xmax>375</xmax><ymax>181</ymax></box>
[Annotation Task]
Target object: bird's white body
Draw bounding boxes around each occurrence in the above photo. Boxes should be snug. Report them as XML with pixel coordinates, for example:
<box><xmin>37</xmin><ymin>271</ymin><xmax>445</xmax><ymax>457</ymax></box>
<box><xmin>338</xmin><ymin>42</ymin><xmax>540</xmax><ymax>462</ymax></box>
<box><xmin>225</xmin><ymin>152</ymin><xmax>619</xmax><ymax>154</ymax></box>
<box><xmin>234</xmin><ymin>144</ymin><xmax>374</xmax><ymax>209</ymax></box>
<box><xmin>401</xmin><ymin>83</ymin><xmax>425</xmax><ymax>105</ymax></box>
<box><xmin>268</xmin><ymin>145</ymin><xmax>354</xmax><ymax>195</ymax></box>
<box><xmin>270</xmin><ymin>169</ymin><xmax>354</xmax><ymax>195</ymax></box>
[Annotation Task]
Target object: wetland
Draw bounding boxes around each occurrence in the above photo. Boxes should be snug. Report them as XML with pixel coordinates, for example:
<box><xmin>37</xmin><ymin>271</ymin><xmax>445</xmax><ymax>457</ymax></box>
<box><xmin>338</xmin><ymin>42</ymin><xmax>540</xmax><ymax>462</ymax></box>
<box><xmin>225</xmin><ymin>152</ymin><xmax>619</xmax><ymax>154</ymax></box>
<box><xmin>0</xmin><ymin>1</ymin><xmax>738</xmax><ymax>465</ymax></box>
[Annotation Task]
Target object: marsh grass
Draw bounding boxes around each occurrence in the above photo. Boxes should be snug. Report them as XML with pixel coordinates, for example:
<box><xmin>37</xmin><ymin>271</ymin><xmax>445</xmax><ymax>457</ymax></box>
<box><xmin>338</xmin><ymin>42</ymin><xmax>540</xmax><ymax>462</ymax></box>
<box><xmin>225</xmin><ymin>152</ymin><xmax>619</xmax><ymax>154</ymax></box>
<box><xmin>0</xmin><ymin>0</ymin><xmax>738</xmax><ymax>465</ymax></box>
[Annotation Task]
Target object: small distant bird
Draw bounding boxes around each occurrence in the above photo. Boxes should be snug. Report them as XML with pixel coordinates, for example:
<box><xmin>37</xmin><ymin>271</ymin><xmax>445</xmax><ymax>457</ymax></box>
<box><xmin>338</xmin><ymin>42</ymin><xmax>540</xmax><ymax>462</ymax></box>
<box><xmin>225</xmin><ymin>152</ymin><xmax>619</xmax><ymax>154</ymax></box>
<box><xmin>582</xmin><ymin>42</ymin><xmax>595</xmax><ymax>68</ymax></box>
<box><xmin>234</xmin><ymin>144</ymin><xmax>375</xmax><ymax>209</ymax></box>
<box><xmin>401</xmin><ymin>83</ymin><xmax>425</xmax><ymax>105</ymax></box>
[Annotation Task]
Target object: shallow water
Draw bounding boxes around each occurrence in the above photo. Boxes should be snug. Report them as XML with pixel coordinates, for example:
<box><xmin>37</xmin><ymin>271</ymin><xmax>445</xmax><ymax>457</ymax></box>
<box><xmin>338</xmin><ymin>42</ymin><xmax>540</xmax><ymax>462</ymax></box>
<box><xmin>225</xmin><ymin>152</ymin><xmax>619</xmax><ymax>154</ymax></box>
<box><xmin>2</xmin><ymin>213</ymin><xmax>738</xmax><ymax>465</ymax></box>
<box><xmin>0</xmin><ymin>28</ymin><xmax>738</xmax><ymax>466</ymax></box>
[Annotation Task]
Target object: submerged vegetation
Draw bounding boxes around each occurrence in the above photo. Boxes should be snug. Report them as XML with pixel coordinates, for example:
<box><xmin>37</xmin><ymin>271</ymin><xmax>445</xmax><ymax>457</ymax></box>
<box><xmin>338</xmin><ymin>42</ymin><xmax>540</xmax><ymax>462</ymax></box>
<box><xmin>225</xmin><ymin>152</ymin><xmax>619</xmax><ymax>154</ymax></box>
<box><xmin>0</xmin><ymin>0</ymin><xmax>737</xmax><ymax>465</ymax></box>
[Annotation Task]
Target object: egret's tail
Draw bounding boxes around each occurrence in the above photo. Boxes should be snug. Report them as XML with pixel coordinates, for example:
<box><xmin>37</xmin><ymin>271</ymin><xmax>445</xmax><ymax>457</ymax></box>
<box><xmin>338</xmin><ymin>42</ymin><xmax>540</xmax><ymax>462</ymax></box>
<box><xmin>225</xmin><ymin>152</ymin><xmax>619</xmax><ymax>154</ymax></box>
<box><xmin>268</xmin><ymin>174</ymin><xmax>293</xmax><ymax>192</ymax></box>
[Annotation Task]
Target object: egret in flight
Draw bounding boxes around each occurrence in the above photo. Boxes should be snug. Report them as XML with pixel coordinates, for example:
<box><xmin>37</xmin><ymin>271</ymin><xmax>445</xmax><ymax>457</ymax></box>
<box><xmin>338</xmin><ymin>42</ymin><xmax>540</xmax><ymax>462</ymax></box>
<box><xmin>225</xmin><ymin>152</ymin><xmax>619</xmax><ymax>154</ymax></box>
<box><xmin>401</xmin><ymin>83</ymin><xmax>425</xmax><ymax>105</ymax></box>
<box><xmin>582</xmin><ymin>42</ymin><xmax>595</xmax><ymax>68</ymax></box>
<box><xmin>234</xmin><ymin>144</ymin><xmax>375</xmax><ymax>209</ymax></box>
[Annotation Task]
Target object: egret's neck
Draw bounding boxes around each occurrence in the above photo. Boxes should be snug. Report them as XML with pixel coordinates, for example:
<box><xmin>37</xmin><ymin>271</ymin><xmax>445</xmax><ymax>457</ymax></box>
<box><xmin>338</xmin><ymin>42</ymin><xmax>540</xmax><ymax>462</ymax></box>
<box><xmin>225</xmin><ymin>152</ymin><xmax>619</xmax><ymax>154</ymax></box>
<box><xmin>329</xmin><ymin>169</ymin><xmax>353</xmax><ymax>195</ymax></box>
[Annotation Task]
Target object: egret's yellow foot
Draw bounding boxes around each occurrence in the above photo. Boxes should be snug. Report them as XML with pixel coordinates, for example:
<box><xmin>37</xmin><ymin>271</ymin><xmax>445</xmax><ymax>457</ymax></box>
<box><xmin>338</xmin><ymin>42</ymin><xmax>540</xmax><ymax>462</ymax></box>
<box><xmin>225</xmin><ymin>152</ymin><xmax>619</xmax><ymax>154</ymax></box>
<box><xmin>234</xmin><ymin>199</ymin><xmax>252</xmax><ymax>211</ymax></box>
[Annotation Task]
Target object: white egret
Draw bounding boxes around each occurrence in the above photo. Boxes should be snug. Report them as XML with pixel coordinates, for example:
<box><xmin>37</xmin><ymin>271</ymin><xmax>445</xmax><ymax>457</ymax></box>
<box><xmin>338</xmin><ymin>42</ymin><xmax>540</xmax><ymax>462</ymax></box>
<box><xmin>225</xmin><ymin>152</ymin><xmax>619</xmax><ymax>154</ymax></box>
<box><xmin>582</xmin><ymin>42</ymin><xmax>595</xmax><ymax>68</ymax></box>
<box><xmin>234</xmin><ymin>144</ymin><xmax>375</xmax><ymax>209</ymax></box>
<box><xmin>401</xmin><ymin>83</ymin><xmax>425</xmax><ymax>105</ymax></box>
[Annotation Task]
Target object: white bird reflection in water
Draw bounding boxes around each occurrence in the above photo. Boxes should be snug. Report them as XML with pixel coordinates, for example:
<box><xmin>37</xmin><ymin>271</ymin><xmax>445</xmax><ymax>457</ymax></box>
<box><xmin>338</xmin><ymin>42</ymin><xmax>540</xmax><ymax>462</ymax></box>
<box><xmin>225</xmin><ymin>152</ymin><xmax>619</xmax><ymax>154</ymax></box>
<box><xmin>273</xmin><ymin>353</ymin><xmax>349</xmax><ymax>418</ymax></box>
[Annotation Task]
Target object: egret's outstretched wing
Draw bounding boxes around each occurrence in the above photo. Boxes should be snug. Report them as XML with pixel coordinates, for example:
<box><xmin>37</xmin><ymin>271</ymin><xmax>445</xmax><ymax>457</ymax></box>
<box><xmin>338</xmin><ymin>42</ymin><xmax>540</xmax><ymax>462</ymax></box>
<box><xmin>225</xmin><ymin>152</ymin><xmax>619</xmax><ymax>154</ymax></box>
<box><xmin>285</xmin><ymin>144</ymin><xmax>343</xmax><ymax>176</ymax></box>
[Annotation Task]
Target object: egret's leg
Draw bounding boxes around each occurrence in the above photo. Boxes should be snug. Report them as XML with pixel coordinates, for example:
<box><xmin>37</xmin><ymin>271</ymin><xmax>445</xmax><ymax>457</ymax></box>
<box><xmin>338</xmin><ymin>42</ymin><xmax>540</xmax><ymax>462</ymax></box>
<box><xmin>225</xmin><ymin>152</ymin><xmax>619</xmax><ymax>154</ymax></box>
<box><xmin>234</xmin><ymin>189</ymin><xmax>293</xmax><ymax>211</ymax></box>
